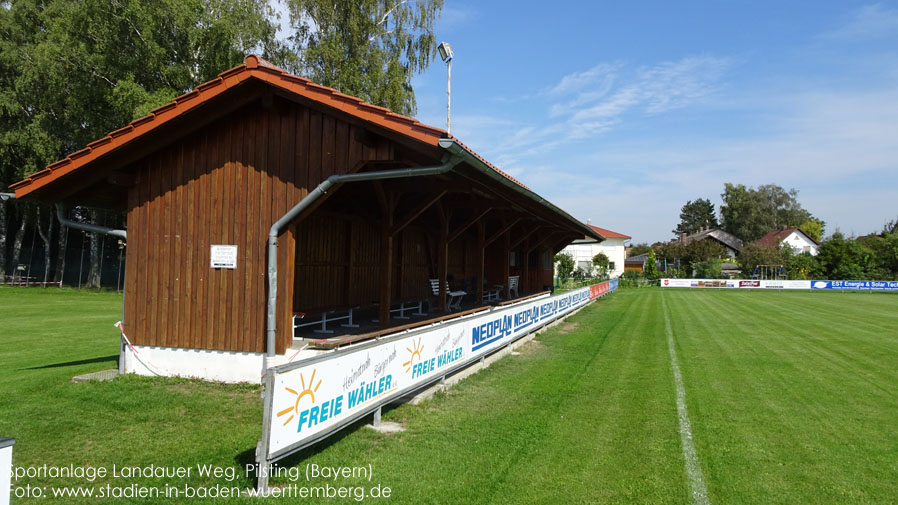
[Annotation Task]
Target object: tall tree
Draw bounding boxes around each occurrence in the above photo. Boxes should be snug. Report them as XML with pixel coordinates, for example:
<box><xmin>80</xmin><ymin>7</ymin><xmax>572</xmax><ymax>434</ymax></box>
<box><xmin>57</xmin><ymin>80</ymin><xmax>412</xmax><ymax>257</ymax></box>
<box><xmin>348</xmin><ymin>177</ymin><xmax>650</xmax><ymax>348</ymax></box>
<box><xmin>799</xmin><ymin>218</ymin><xmax>825</xmax><ymax>242</ymax></box>
<box><xmin>720</xmin><ymin>183</ymin><xmax>814</xmax><ymax>242</ymax></box>
<box><xmin>34</xmin><ymin>204</ymin><xmax>53</xmax><ymax>284</ymax></box>
<box><xmin>53</xmin><ymin>219</ymin><xmax>67</xmax><ymax>284</ymax></box>
<box><xmin>672</xmin><ymin>198</ymin><xmax>718</xmax><ymax>236</ymax></box>
<box><xmin>0</xmin><ymin>196</ymin><xmax>7</xmax><ymax>277</ymax></box>
<box><xmin>1</xmin><ymin>0</ymin><xmax>285</xmax><ymax>285</ymax></box>
<box><xmin>284</xmin><ymin>0</ymin><xmax>443</xmax><ymax>116</ymax></box>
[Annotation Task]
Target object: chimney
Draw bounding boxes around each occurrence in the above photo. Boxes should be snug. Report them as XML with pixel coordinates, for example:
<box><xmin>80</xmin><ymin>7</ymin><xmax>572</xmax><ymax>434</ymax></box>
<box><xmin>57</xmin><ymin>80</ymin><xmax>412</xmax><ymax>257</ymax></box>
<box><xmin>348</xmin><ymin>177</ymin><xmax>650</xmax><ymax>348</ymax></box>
<box><xmin>680</xmin><ymin>232</ymin><xmax>686</xmax><ymax>243</ymax></box>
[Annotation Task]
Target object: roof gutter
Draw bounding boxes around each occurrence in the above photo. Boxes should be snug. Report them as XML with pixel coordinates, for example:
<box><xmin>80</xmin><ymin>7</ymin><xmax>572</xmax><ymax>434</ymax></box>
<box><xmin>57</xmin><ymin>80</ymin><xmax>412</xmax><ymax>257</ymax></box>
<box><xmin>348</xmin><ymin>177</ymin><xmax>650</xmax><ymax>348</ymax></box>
<box><xmin>265</xmin><ymin>154</ymin><xmax>463</xmax><ymax>359</ymax></box>
<box><xmin>437</xmin><ymin>138</ymin><xmax>603</xmax><ymax>242</ymax></box>
<box><xmin>55</xmin><ymin>204</ymin><xmax>127</xmax><ymax>240</ymax></box>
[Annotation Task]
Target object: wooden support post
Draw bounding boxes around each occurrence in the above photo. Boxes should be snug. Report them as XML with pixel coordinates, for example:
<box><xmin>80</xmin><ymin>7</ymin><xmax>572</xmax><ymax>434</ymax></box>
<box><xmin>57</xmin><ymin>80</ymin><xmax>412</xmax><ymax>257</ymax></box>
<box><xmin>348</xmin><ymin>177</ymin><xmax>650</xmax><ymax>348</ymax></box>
<box><xmin>437</xmin><ymin>205</ymin><xmax>449</xmax><ymax>313</ymax></box>
<box><xmin>476</xmin><ymin>220</ymin><xmax>485</xmax><ymax>305</ymax></box>
<box><xmin>502</xmin><ymin>232</ymin><xmax>511</xmax><ymax>299</ymax></box>
<box><xmin>522</xmin><ymin>237</ymin><xmax>530</xmax><ymax>295</ymax></box>
<box><xmin>375</xmin><ymin>183</ymin><xmax>396</xmax><ymax>327</ymax></box>
<box><xmin>343</xmin><ymin>220</ymin><xmax>354</xmax><ymax>307</ymax></box>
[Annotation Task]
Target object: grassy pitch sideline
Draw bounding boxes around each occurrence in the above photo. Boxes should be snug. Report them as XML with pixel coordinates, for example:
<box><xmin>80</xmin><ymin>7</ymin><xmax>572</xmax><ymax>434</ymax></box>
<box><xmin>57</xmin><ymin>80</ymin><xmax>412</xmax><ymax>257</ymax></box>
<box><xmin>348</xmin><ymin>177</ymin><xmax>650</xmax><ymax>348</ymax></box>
<box><xmin>1</xmin><ymin>287</ymin><xmax>896</xmax><ymax>504</ymax></box>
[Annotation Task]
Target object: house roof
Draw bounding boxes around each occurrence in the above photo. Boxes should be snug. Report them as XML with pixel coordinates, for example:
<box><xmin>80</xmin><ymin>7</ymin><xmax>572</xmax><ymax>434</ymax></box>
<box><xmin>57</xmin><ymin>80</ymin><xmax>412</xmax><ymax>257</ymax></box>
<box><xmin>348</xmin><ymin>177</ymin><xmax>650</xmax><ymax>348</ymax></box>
<box><xmin>625</xmin><ymin>253</ymin><xmax>649</xmax><ymax>264</ymax></box>
<box><xmin>758</xmin><ymin>228</ymin><xmax>819</xmax><ymax>248</ymax></box>
<box><xmin>681</xmin><ymin>228</ymin><xmax>744</xmax><ymax>252</ymax></box>
<box><xmin>11</xmin><ymin>54</ymin><xmax>528</xmax><ymax>197</ymax></box>
<box><xmin>588</xmin><ymin>225</ymin><xmax>631</xmax><ymax>240</ymax></box>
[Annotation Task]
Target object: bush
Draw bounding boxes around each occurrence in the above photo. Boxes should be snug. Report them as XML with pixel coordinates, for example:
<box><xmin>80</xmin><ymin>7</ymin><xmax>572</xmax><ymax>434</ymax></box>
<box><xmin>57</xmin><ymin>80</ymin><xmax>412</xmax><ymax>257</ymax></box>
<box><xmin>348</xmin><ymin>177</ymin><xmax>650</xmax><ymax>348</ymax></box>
<box><xmin>644</xmin><ymin>250</ymin><xmax>660</xmax><ymax>280</ymax></box>
<box><xmin>555</xmin><ymin>253</ymin><xmax>574</xmax><ymax>282</ymax></box>
<box><xmin>693</xmin><ymin>259</ymin><xmax>722</xmax><ymax>279</ymax></box>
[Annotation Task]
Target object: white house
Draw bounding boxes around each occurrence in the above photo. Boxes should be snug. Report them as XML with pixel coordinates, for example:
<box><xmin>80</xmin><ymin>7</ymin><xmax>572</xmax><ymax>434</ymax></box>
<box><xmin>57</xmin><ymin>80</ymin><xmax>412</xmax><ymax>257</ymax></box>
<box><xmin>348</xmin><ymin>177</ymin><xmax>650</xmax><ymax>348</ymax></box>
<box><xmin>758</xmin><ymin>228</ymin><xmax>820</xmax><ymax>256</ymax></box>
<box><xmin>559</xmin><ymin>225</ymin><xmax>631</xmax><ymax>278</ymax></box>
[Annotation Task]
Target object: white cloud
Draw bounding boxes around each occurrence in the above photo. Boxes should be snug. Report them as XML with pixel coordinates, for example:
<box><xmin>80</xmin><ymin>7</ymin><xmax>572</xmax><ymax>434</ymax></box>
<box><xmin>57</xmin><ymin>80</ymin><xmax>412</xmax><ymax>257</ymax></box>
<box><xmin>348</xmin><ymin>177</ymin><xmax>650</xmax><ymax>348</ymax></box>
<box><xmin>827</xmin><ymin>3</ymin><xmax>898</xmax><ymax>40</ymax></box>
<box><xmin>548</xmin><ymin>63</ymin><xmax>622</xmax><ymax>96</ymax></box>
<box><xmin>535</xmin><ymin>88</ymin><xmax>898</xmax><ymax>243</ymax></box>
<box><xmin>450</xmin><ymin>56</ymin><xmax>731</xmax><ymax>175</ymax></box>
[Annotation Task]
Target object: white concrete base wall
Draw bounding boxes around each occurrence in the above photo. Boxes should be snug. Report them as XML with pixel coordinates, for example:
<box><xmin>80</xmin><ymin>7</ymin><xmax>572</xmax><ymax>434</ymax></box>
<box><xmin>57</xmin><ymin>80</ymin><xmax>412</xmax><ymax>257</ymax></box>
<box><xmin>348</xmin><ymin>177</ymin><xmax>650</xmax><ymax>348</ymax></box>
<box><xmin>1</xmin><ymin>444</ymin><xmax>12</xmax><ymax>505</ymax></box>
<box><xmin>123</xmin><ymin>345</ymin><xmax>266</xmax><ymax>383</ymax></box>
<box><xmin>122</xmin><ymin>345</ymin><xmax>328</xmax><ymax>383</ymax></box>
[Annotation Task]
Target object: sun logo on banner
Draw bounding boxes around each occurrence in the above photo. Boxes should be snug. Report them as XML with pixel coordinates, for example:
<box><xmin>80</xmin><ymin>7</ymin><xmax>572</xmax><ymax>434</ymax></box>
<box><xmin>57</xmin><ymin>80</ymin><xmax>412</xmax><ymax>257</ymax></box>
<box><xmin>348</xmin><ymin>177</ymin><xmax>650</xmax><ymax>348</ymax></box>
<box><xmin>276</xmin><ymin>369</ymin><xmax>322</xmax><ymax>426</ymax></box>
<box><xmin>403</xmin><ymin>337</ymin><xmax>423</xmax><ymax>374</ymax></box>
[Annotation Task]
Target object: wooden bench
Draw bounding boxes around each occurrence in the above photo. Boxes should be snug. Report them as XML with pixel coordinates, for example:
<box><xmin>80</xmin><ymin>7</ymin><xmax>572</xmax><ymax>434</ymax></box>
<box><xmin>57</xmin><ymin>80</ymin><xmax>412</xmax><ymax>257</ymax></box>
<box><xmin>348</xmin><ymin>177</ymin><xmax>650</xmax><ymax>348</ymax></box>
<box><xmin>292</xmin><ymin>306</ymin><xmax>360</xmax><ymax>337</ymax></box>
<box><xmin>306</xmin><ymin>306</ymin><xmax>492</xmax><ymax>350</ymax></box>
<box><xmin>483</xmin><ymin>284</ymin><xmax>502</xmax><ymax>302</ymax></box>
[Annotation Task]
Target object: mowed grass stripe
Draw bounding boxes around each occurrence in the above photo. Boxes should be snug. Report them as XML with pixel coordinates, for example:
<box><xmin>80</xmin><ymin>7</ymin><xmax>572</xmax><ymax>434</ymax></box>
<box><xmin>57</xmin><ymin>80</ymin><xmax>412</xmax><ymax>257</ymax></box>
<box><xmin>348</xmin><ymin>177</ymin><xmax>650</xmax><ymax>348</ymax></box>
<box><xmin>665</xmin><ymin>289</ymin><xmax>898</xmax><ymax>504</ymax></box>
<box><xmin>296</xmin><ymin>289</ymin><xmax>690</xmax><ymax>505</ymax></box>
<box><xmin>661</xmin><ymin>291</ymin><xmax>710</xmax><ymax>505</ymax></box>
<box><xmin>744</xmin><ymin>292</ymin><xmax>898</xmax><ymax>381</ymax></box>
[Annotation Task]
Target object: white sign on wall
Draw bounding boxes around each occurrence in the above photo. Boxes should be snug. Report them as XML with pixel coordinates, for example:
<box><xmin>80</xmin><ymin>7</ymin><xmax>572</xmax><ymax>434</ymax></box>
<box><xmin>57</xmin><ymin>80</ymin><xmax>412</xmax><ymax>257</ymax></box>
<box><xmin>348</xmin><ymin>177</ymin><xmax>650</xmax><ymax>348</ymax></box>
<box><xmin>210</xmin><ymin>245</ymin><xmax>238</xmax><ymax>269</ymax></box>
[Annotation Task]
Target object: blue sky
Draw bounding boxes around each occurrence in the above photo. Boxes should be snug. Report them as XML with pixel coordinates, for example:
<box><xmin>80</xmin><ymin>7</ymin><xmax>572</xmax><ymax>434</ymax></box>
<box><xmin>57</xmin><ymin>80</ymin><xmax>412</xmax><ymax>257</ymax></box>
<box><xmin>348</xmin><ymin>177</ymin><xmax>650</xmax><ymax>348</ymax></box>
<box><xmin>406</xmin><ymin>1</ymin><xmax>898</xmax><ymax>244</ymax></box>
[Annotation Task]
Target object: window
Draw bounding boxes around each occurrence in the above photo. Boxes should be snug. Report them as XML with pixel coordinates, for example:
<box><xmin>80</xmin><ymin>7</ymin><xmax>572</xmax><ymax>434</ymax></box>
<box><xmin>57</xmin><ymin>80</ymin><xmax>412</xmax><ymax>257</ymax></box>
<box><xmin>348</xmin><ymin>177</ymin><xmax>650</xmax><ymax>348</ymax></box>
<box><xmin>577</xmin><ymin>261</ymin><xmax>591</xmax><ymax>270</ymax></box>
<box><xmin>509</xmin><ymin>251</ymin><xmax>516</xmax><ymax>266</ymax></box>
<box><xmin>608</xmin><ymin>261</ymin><xmax>615</xmax><ymax>271</ymax></box>
<box><xmin>542</xmin><ymin>251</ymin><xmax>552</xmax><ymax>270</ymax></box>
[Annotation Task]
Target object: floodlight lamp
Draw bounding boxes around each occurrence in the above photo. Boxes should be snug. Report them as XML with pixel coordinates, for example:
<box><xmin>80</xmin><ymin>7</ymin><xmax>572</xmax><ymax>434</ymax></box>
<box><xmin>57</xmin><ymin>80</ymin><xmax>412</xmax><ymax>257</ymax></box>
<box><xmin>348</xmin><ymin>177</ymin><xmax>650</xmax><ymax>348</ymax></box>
<box><xmin>437</xmin><ymin>41</ymin><xmax>453</xmax><ymax>62</ymax></box>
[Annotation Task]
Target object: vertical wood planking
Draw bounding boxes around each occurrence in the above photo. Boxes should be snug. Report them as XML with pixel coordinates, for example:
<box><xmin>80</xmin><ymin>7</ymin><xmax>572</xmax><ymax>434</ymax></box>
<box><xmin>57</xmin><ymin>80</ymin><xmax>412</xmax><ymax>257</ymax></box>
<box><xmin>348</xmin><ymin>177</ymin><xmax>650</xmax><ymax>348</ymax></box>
<box><xmin>146</xmin><ymin>155</ymin><xmax>161</xmax><ymax>346</ymax></box>
<box><xmin>180</xmin><ymin>138</ymin><xmax>196</xmax><ymax>348</ymax></box>
<box><xmin>193</xmin><ymin>130</ymin><xmax>210</xmax><ymax>351</ymax></box>
<box><xmin>231</xmin><ymin>115</ymin><xmax>246</xmax><ymax>351</ymax></box>
<box><xmin>206</xmin><ymin>121</ymin><xmax>222</xmax><ymax>351</ymax></box>
<box><xmin>123</xmin><ymin>169</ymin><xmax>140</xmax><ymax>342</ymax></box>
<box><xmin>170</xmin><ymin>143</ymin><xmax>185</xmax><ymax>347</ymax></box>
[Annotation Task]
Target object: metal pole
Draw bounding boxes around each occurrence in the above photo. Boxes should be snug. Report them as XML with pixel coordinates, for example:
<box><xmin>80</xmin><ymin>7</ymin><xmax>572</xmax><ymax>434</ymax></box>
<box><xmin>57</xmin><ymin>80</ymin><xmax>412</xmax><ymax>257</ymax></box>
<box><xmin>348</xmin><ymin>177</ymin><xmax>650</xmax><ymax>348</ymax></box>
<box><xmin>446</xmin><ymin>59</ymin><xmax>451</xmax><ymax>134</ymax></box>
<box><xmin>97</xmin><ymin>211</ymin><xmax>107</xmax><ymax>293</ymax></box>
<box><xmin>117</xmin><ymin>245</ymin><xmax>123</xmax><ymax>293</ymax></box>
<box><xmin>78</xmin><ymin>232</ymin><xmax>85</xmax><ymax>291</ymax></box>
<box><xmin>26</xmin><ymin>216</ymin><xmax>36</xmax><ymax>284</ymax></box>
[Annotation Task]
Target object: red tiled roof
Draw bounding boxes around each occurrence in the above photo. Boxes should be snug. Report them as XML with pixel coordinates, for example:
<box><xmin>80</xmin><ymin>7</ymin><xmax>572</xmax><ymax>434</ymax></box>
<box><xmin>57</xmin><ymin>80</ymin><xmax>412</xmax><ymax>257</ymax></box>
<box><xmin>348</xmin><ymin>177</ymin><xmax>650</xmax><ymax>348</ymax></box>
<box><xmin>588</xmin><ymin>225</ymin><xmax>631</xmax><ymax>239</ymax></box>
<box><xmin>758</xmin><ymin>228</ymin><xmax>818</xmax><ymax>248</ymax></box>
<box><xmin>11</xmin><ymin>55</ymin><xmax>525</xmax><ymax>196</ymax></box>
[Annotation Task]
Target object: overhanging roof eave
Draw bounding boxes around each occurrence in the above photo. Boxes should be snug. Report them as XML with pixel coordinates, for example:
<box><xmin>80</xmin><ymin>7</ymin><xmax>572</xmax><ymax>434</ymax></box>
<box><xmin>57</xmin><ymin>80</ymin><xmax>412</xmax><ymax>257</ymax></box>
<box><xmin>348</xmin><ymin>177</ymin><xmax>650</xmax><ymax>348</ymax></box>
<box><xmin>438</xmin><ymin>138</ymin><xmax>603</xmax><ymax>242</ymax></box>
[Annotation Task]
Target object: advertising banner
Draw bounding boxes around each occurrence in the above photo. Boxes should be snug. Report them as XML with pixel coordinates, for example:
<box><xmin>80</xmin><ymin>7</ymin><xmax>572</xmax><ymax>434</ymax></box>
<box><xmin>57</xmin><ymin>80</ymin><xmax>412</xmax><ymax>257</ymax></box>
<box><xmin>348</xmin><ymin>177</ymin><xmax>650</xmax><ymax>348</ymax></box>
<box><xmin>811</xmin><ymin>280</ymin><xmax>898</xmax><ymax>291</ymax></box>
<box><xmin>262</xmin><ymin>281</ymin><xmax>616</xmax><ymax>461</ymax></box>
<box><xmin>660</xmin><ymin>278</ymin><xmax>898</xmax><ymax>291</ymax></box>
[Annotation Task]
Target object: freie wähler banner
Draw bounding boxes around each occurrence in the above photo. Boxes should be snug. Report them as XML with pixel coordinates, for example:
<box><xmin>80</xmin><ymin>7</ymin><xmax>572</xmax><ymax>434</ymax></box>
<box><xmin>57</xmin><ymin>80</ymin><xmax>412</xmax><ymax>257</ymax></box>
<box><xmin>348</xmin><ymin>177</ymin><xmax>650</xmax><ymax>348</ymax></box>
<box><xmin>661</xmin><ymin>278</ymin><xmax>898</xmax><ymax>291</ymax></box>
<box><xmin>262</xmin><ymin>280</ymin><xmax>617</xmax><ymax>460</ymax></box>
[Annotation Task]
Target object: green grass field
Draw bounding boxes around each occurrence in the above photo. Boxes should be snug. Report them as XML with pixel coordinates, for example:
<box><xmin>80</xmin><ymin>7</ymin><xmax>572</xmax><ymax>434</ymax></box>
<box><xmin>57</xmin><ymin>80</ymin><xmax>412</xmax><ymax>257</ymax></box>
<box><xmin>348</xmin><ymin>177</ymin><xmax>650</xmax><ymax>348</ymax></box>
<box><xmin>2</xmin><ymin>287</ymin><xmax>897</xmax><ymax>504</ymax></box>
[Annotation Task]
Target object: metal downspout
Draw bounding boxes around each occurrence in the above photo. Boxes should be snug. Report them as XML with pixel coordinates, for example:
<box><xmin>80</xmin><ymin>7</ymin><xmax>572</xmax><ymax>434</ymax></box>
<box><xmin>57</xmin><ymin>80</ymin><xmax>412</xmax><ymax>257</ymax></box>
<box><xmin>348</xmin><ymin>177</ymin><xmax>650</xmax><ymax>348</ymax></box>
<box><xmin>55</xmin><ymin>204</ymin><xmax>127</xmax><ymax>240</ymax></box>
<box><xmin>265</xmin><ymin>154</ymin><xmax>463</xmax><ymax>360</ymax></box>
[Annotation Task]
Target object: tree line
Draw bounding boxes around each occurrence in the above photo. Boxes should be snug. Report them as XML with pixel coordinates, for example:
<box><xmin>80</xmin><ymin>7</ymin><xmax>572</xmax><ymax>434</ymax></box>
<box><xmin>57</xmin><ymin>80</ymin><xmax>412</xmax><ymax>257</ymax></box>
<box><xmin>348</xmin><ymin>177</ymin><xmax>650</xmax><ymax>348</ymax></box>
<box><xmin>0</xmin><ymin>0</ymin><xmax>443</xmax><ymax>285</ymax></box>
<box><xmin>630</xmin><ymin>183</ymin><xmax>898</xmax><ymax>281</ymax></box>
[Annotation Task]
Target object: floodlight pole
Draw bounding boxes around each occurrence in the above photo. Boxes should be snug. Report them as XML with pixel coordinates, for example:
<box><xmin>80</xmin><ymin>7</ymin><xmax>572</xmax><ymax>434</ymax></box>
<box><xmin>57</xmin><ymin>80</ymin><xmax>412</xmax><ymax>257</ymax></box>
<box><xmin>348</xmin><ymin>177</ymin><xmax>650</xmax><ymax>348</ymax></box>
<box><xmin>437</xmin><ymin>41</ymin><xmax>453</xmax><ymax>134</ymax></box>
<box><xmin>446</xmin><ymin>58</ymin><xmax>451</xmax><ymax>134</ymax></box>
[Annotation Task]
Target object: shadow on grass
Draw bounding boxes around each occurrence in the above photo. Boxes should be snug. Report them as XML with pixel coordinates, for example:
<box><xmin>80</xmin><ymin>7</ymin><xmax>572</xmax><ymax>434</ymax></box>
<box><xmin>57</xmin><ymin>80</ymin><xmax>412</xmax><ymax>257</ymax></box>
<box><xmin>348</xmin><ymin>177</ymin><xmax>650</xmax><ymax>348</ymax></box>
<box><xmin>23</xmin><ymin>355</ymin><xmax>118</xmax><ymax>370</ymax></box>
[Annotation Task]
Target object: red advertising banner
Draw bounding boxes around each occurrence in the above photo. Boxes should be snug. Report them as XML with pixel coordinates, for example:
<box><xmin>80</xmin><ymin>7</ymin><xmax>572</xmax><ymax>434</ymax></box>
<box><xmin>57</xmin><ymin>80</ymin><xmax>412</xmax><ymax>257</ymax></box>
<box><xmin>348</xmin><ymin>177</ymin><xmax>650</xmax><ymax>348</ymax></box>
<box><xmin>589</xmin><ymin>281</ymin><xmax>610</xmax><ymax>300</ymax></box>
